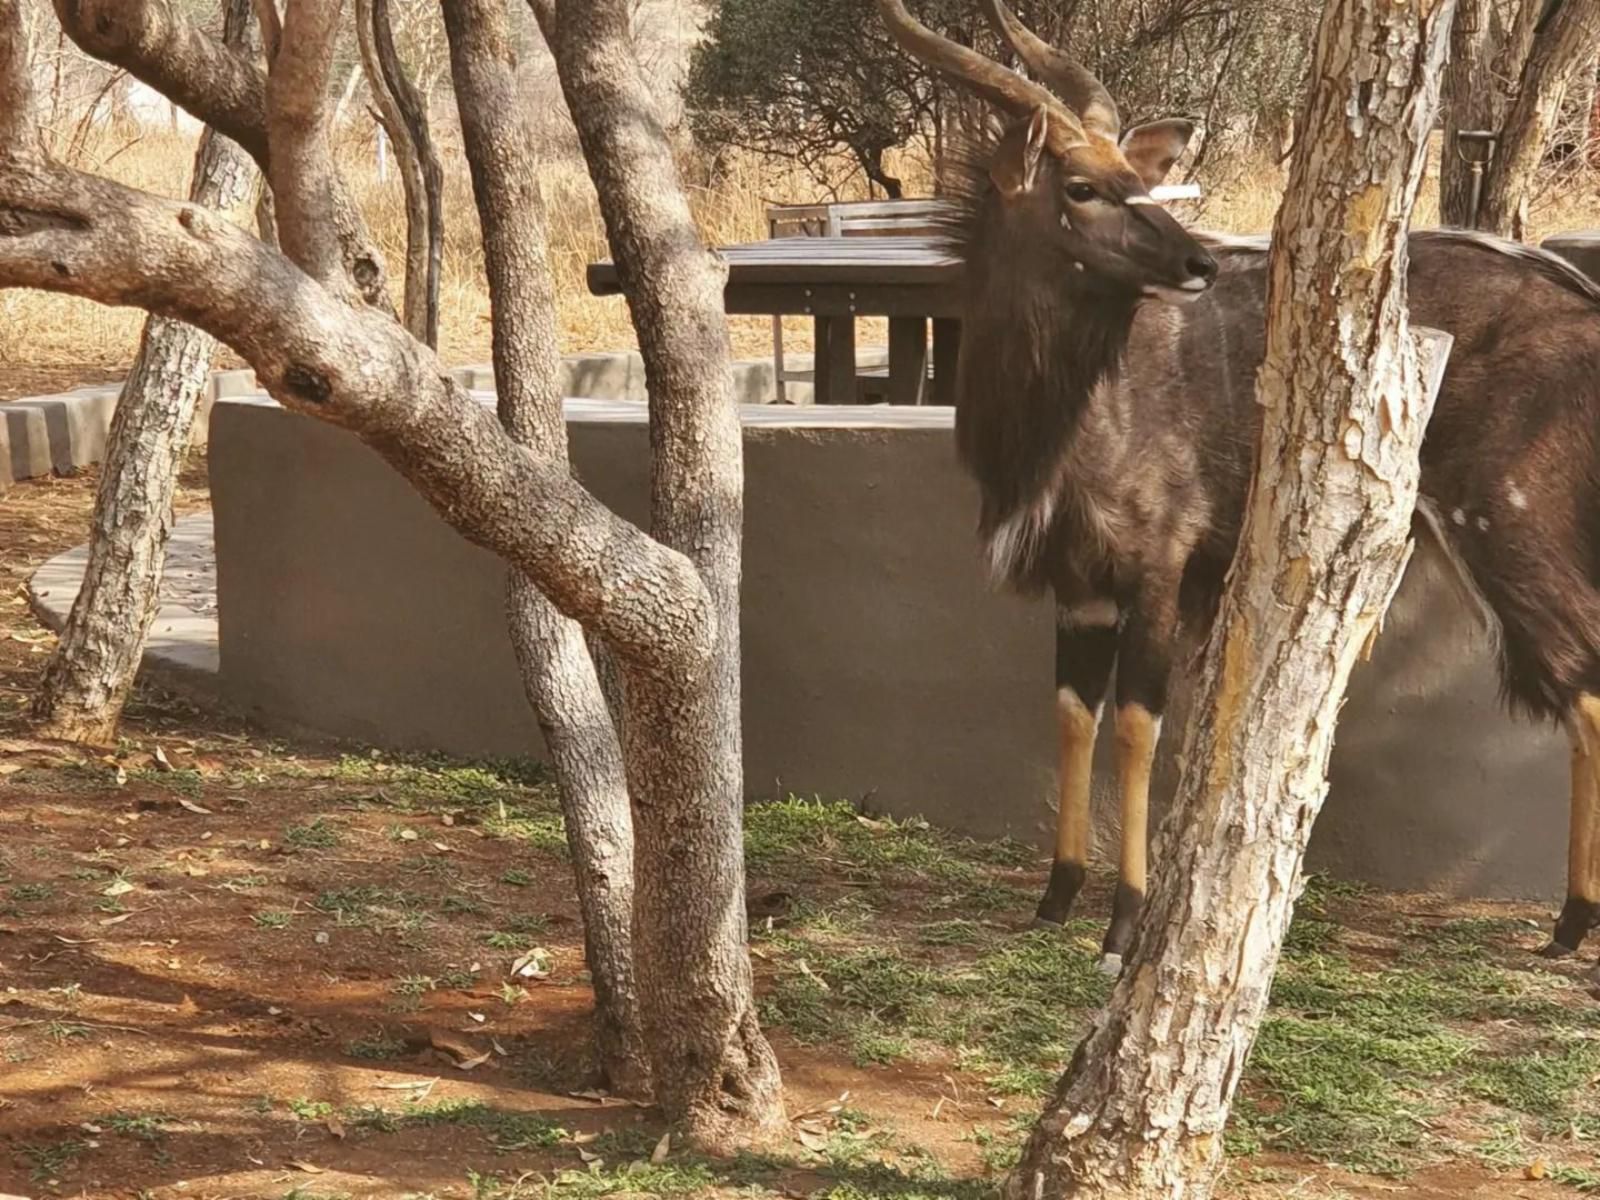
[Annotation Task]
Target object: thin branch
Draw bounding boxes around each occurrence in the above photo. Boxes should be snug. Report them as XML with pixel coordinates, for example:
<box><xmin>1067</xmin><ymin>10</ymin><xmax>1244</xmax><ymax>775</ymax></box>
<box><xmin>269</xmin><ymin>0</ymin><xmax>352</xmax><ymax>291</ymax></box>
<box><xmin>252</xmin><ymin>0</ymin><xmax>282</xmax><ymax>64</ymax></box>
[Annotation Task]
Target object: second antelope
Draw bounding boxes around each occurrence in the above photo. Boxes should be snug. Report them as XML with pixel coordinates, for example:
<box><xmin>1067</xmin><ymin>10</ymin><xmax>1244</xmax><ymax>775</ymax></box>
<box><xmin>880</xmin><ymin>0</ymin><xmax>1600</xmax><ymax>971</ymax></box>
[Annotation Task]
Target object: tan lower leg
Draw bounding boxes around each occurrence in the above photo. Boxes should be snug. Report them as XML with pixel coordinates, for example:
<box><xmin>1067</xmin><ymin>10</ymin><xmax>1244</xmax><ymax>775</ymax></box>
<box><xmin>1114</xmin><ymin>703</ymin><xmax>1159</xmax><ymax>896</ymax></box>
<box><xmin>1568</xmin><ymin>696</ymin><xmax>1600</xmax><ymax>907</ymax></box>
<box><xmin>1054</xmin><ymin>688</ymin><xmax>1100</xmax><ymax>869</ymax></box>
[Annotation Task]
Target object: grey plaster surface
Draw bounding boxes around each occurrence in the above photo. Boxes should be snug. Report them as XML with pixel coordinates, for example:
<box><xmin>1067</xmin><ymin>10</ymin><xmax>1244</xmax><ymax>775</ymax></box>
<box><xmin>199</xmin><ymin>393</ymin><xmax>1573</xmax><ymax>901</ymax></box>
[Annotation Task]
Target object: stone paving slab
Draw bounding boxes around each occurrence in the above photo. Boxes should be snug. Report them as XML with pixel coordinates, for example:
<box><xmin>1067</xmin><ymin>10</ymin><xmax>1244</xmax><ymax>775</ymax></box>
<box><xmin>29</xmin><ymin>514</ymin><xmax>220</xmax><ymax>683</ymax></box>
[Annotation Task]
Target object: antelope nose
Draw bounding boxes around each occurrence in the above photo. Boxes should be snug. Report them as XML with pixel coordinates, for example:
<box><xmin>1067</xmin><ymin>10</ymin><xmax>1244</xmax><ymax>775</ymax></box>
<box><xmin>1186</xmin><ymin>251</ymin><xmax>1218</xmax><ymax>283</ymax></box>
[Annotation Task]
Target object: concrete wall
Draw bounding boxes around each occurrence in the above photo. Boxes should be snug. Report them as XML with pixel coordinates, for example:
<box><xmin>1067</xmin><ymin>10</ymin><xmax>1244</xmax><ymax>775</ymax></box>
<box><xmin>209</xmin><ymin>394</ymin><xmax>1571</xmax><ymax>900</ymax></box>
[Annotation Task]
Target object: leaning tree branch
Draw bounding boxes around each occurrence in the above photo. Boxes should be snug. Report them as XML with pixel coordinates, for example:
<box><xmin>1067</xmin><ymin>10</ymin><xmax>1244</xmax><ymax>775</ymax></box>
<box><xmin>0</xmin><ymin>151</ymin><xmax>716</xmax><ymax>680</ymax></box>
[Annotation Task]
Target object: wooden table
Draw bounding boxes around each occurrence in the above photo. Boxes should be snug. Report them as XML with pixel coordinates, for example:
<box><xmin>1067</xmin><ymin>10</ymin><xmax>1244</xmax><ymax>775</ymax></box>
<box><xmin>586</xmin><ymin>236</ymin><xmax>964</xmax><ymax>406</ymax></box>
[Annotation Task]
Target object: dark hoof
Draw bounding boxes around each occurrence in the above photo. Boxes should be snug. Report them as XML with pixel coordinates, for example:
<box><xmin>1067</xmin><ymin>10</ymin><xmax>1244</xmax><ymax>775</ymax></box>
<box><xmin>1538</xmin><ymin>939</ymin><xmax>1577</xmax><ymax>961</ymax></box>
<box><xmin>1031</xmin><ymin>915</ymin><xmax>1066</xmax><ymax>932</ymax></box>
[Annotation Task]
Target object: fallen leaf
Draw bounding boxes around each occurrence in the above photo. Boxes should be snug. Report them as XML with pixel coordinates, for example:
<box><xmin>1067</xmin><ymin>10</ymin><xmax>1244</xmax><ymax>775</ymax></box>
<box><xmin>569</xmin><ymin>1088</ymin><xmax>610</xmax><ymax>1103</ymax></box>
<box><xmin>103</xmin><ymin>879</ymin><xmax>134</xmax><ymax>898</ymax></box>
<box><xmin>578</xmin><ymin>1147</ymin><xmax>603</xmax><ymax>1164</ymax></box>
<box><xmin>441</xmin><ymin>814</ymin><xmax>455</xmax><ymax>826</ymax></box>
<box><xmin>796</xmin><ymin>1126</ymin><xmax>829</xmax><ymax>1153</ymax></box>
<box><xmin>153</xmin><ymin>746</ymin><xmax>174</xmax><ymax>772</ymax></box>
<box><xmin>326</xmin><ymin>1117</ymin><xmax>347</xmax><ymax>1140</ymax></box>
<box><xmin>99</xmin><ymin>912</ymin><xmax>133</xmax><ymax>926</ymax></box>
<box><xmin>0</xmin><ymin>764</ymin><xmax>22</xmax><ymax>777</ymax></box>
<box><xmin>1526</xmin><ymin>1159</ymin><xmax>1550</xmax><ymax>1181</ymax></box>
<box><xmin>510</xmin><ymin>948</ymin><xmax>551</xmax><ymax>980</ymax></box>
<box><xmin>429</xmin><ymin>1027</ymin><xmax>491</xmax><ymax>1071</ymax></box>
<box><xmin>651</xmin><ymin>1132</ymin><xmax>671</xmax><ymax>1164</ymax></box>
<box><xmin>176</xmin><ymin>995</ymin><xmax>200</xmax><ymax>1016</ymax></box>
<box><xmin>177</xmin><ymin>797</ymin><xmax>212</xmax><ymax>815</ymax></box>
<box><xmin>113</xmin><ymin>765</ymin><xmax>127</xmax><ymax>787</ymax></box>
<box><xmin>468</xmin><ymin>1012</ymin><xmax>487</xmax><ymax>1024</ymax></box>
<box><xmin>569</xmin><ymin>1131</ymin><xmax>601</xmax><ymax>1146</ymax></box>
<box><xmin>398</xmin><ymin>828</ymin><xmax>419</xmax><ymax>841</ymax></box>
<box><xmin>288</xmin><ymin>1160</ymin><xmax>325</xmax><ymax>1174</ymax></box>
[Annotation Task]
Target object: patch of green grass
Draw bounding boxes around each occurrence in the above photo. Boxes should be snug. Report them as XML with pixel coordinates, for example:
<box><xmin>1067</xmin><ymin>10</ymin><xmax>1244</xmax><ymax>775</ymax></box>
<box><xmin>313</xmin><ymin>885</ymin><xmax>427</xmax><ymax>926</ymax></box>
<box><xmin>283</xmin><ymin>817</ymin><xmax>342</xmax><ymax>851</ymax></box>
<box><xmin>392</xmin><ymin>974</ymin><xmax>437</xmax><ymax>998</ymax></box>
<box><xmin>1465</xmin><ymin>1040</ymin><xmax>1600</xmax><ymax>1116</ymax></box>
<box><xmin>761</xmin><ymin>925</ymin><xmax>1109</xmax><ymax>1086</ymax></box>
<box><xmin>104</xmin><ymin>1111</ymin><xmax>173</xmax><ymax>1141</ymax></box>
<box><xmin>10</xmin><ymin>882</ymin><xmax>55</xmax><ymax>903</ymax></box>
<box><xmin>745</xmin><ymin>796</ymin><xmax>1027</xmax><ymax>885</ymax></box>
<box><xmin>345</xmin><ymin>1031</ymin><xmax>407</xmax><ymax>1060</ymax></box>
<box><xmin>499</xmin><ymin>868</ymin><xmax>534</xmax><ymax>887</ymax></box>
<box><xmin>24</xmin><ymin>1138</ymin><xmax>86</xmax><ymax>1182</ymax></box>
<box><xmin>254</xmin><ymin>910</ymin><xmax>293</xmax><ymax>929</ymax></box>
<box><xmin>287</xmin><ymin>1097</ymin><xmax>335</xmax><ymax>1120</ymax></box>
<box><xmin>351</xmin><ymin>1098</ymin><xmax>567</xmax><ymax>1151</ymax></box>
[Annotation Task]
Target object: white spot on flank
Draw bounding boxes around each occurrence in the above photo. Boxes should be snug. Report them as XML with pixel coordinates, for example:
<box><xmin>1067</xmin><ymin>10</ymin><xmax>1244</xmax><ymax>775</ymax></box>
<box><xmin>1059</xmin><ymin>213</ymin><xmax>1071</xmax><ymax>230</ymax></box>
<box><xmin>1507</xmin><ymin>483</ymin><xmax>1528</xmax><ymax>510</ymax></box>
<box><xmin>1476</xmin><ymin>515</ymin><xmax>1491</xmax><ymax>532</ymax></box>
<box><xmin>986</xmin><ymin>495</ymin><xmax>1057</xmax><ymax>583</ymax></box>
<box><xmin>1451</xmin><ymin>508</ymin><xmax>1467</xmax><ymax>526</ymax></box>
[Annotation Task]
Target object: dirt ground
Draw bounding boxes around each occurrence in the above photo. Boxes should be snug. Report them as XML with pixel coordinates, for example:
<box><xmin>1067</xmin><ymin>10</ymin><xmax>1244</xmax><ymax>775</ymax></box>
<box><xmin>3</xmin><ymin>402</ymin><xmax>1600</xmax><ymax>1200</ymax></box>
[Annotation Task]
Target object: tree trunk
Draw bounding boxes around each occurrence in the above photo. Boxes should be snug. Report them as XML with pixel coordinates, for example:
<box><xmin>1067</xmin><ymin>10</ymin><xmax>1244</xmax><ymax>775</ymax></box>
<box><xmin>1440</xmin><ymin>0</ymin><xmax>1499</xmax><ymax>225</ymax></box>
<box><xmin>30</xmin><ymin>0</ymin><xmax>260</xmax><ymax>745</ymax></box>
<box><xmin>356</xmin><ymin>0</ymin><xmax>442</xmax><ymax>347</ymax></box>
<box><xmin>534</xmin><ymin>0</ymin><xmax>788</xmax><ymax>1152</ymax></box>
<box><xmin>439</xmin><ymin>0</ymin><xmax>650</xmax><ymax>1099</ymax></box>
<box><xmin>1478</xmin><ymin>0</ymin><xmax>1600</xmax><ymax>238</ymax></box>
<box><xmin>1007</xmin><ymin>0</ymin><xmax>1453</xmax><ymax>1195</ymax></box>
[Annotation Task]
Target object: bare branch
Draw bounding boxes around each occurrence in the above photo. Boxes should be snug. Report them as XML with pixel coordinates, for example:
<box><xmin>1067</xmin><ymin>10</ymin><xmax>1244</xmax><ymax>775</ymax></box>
<box><xmin>359</xmin><ymin>0</ymin><xmax>442</xmax><ymax>345</ymax></box>
<box><xmin>268</xmin><ymin>0</ymin><xmax>349</xmax><ymax>289</ymax></box>
<box><xmin>53</xmin><ymin>0</ymin><xmax>391</xmax><ymax>310</ymax></box>
<box><xmin>52</xmin><ymin>0</ymin><xmax>270</xmax><ymax>161</ymax></box>
<box><xmin>253</xmin><ymin>0</ymin><xmax>282</xmax><ymax>64</ymax></box>
<box><xmin>0</xmin><ymin>153</ymin><xmax>714</xmax><ymax>677</ymax></box>
<box><xmin>0</xmin><ymin>0</ymin><xmax>42</xmax><ymax>153</ymax></box>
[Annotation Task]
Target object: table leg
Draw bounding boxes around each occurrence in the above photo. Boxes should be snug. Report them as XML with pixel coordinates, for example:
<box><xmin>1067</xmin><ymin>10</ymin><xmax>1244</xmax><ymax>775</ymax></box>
<box><xmin>932</xmin><ymin>318</ymin><xmax>962</xmax><ymax>406</ymax></box>
<box><xmin>888</xmin><ymin>317</ymin><xmax>929</xmax><ymax>406</ymax></box>
<box><xmin>814</xmin><ymin>315</ymin><xmax>856</xmax><ymax>405</ymax></box>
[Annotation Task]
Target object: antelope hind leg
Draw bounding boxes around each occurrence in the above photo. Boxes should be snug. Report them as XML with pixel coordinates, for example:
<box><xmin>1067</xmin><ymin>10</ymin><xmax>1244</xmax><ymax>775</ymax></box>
<box><xmin>1034</xmin><ymin>616</ymin><xmax>1117</xmax><ymax>928</ymax></box>
<box><xmin>1543</xmin><ymin>693</ymin><xmax>1600</xmax><ymax>958</ymax></box>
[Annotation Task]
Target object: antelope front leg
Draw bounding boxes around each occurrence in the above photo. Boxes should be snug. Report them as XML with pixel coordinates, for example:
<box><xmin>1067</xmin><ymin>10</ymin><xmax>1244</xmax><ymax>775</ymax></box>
<box><xmin>1544</xmin><ymin>694</ymin><xmax>1600</xmax><ymax>958</ymax></box>
<box><xmin>1034</xmin><ymin>609</ymin><xmax>1118</xmax><ymax>928</ymax></box>
<box><xmin>1100</xmin><ymin>577</ymin><xmax>1179</xmax><ymax>973</ymax></box>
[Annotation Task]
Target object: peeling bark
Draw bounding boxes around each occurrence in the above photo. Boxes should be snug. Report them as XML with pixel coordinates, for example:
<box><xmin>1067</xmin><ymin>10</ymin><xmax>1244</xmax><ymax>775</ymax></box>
<box><xmin>31</xmin><ymin>0</ymin><xmax>260</xmax><ymax>745</ymax></box>
<box><xmin>441</xmin><ymin>0</ymin><xmax>649</xmax><ymax>1098</ymax></box>
<box><xmin>1007</xmin><ymin>0</ymin><xmax>1452</xmax><ymax>1195</ymax></box>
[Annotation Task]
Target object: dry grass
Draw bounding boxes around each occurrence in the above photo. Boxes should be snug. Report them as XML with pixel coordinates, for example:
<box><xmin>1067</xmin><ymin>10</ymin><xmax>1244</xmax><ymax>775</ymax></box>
<box><xmin>4</xmin><ymin>124</ymin><xmax>1600</xmax><ymax>375</ymax></box>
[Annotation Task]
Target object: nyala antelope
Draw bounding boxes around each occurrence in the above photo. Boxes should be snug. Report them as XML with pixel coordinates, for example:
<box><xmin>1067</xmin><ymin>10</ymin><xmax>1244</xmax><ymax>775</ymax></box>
<box><xmin>880</xmin><ymin>0</ymin><xmax>1600</xmax><ymax>971</ymax></box>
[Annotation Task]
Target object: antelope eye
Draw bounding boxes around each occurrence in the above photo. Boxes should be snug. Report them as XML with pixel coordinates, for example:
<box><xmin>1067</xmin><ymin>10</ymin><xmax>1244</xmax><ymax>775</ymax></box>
<box><xmin>1064</xmin><ymin>181</ymin><xmax>1098</xmax><ymax>204</ymax></box>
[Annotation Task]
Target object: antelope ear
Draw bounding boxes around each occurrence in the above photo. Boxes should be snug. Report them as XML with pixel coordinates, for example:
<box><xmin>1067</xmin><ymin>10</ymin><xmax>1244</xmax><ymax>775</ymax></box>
<box><xmin>1120</xmin><ymin>119</ymin><xmax>1194</xmax><ymax>188</ymax></box>
<box><xmin>990</xmin><ymin>106</ymin><xmax>1052</xmax><ymax>197</ymax></box>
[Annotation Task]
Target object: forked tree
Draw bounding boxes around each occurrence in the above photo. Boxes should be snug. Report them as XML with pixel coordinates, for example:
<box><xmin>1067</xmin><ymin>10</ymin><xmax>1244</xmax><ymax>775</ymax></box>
<box><xmin>0</xmin><ymin>0</ymin><xmax>783</xmax><ymax>1148</ymax></box>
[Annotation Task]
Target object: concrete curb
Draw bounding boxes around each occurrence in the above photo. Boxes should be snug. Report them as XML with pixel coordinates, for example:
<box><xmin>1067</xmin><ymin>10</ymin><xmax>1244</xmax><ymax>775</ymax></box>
<box><xmin>1</xmin><ymin>349</ymin><xmax>888</xmax><ymax>490</ymax></box>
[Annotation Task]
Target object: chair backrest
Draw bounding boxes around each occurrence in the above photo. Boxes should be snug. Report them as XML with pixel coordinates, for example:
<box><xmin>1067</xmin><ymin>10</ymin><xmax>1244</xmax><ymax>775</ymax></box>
<box><xmin>766</xmin><ymin>188</ymin><xmax>1200</xmax><ymax>242</ymax></box>
<box><xmin>766</xmin><ymin>199</ymin><xmax>949</xmax><ymax>240</ymax></box>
